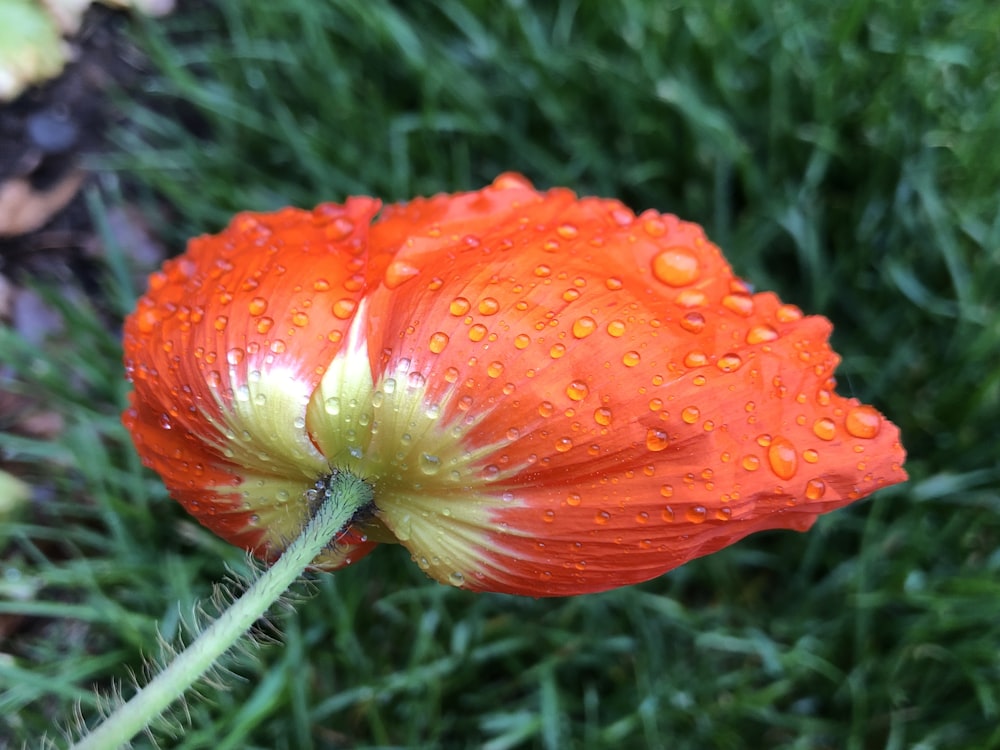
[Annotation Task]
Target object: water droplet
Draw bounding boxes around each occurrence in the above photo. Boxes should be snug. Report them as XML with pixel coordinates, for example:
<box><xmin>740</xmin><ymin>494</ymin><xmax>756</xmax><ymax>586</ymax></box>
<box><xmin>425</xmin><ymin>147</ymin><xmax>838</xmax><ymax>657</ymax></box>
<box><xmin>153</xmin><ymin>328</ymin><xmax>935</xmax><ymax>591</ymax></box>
<box><xmin>448</xmin><ymin>571</ymin><xmax>465</xmax><ymax>586</ymax></box>
<box><xmin>845</xmin><ymin>406</ymin><xmax>882</xmax><ymax>439</ymax></box>
<box><xmin>159</xmin><ymin>413</ymin><xmax>172</xmax><ymax>430</ymax></box>
<box><xmin>557</xmin><ymin>223</ymin><xmax>579</xmax><ymax>239</ymax></box>
<box><xmin>572</xmin><ymin>316</ymin><xmax>597</xmax><ymax>339</ymax></box>
<box><xmin>549</xmin><ymin>343</ymin><xmax>567</xmax><ymax>359</ymax></box>
<box><xmin>681</xmin><ymin>406</ymin><xmax>700</xmax><ymax>424</ymax></box>
<box><xmin>214</xmin><ymin>315</ymin><xmax>229</xmax><ymax>331</ymax></box>
<box><xmin>429</xmin><ymin>332</ymin><xmax>450</xmax><ymax>354</ymax></box>
<box><xmin>555</xmin><ymin>437</ymin><xmax>573</xmax><ymax>453</ymax></box>
<box><xmin>805</xmin><ymin>478</ymin><xmax>826</xmax><ymax>500</ymax></box>
<box><xmin>313</xmin><ymin>278</ymin><xmax>331</xmax><ymax>292</ymax></box>
<box><xmin>652</xmin><ymin>247</ymin><xmax>700</xmax><ymax>286</ymax></box>
<box><xmin>408</xmin><ymin>371</ymin><xmax>426</xmax><ymax>388</ymax></box>
<box><xmin>680</xmin><ymin>312</ymin><xmax>705</xmax><ymax>333</ymax></box>
<box><xmin>716</xmin><ymin>353</ymin><xmax>743</xmax><ymax>372</ymax></box>
<box><xmin>469</xmin><ymin>324</ymin><xmax>488</xmax><ymax>342</ymax></box>
<box><xmin>473</xmin><ymin>298</ymin><xmax>498</xmax><ymax>316</ymax></box>
<box><xmin>595</xmin><ymin>510</ymin><xmax>611</xmax><ymax>525</ymax></box>
<box><xmin>566</xmin><ymin>381</ymin><xmax>589</xmax><ymax>401</ymax></box>
<box><xmin>594</xmin><ymin>407</ymin><xmax>612</xmax><ymax>426</ymax></box>
<box><xmin>566</xmin><ymin>492</ymin><xmax>582</xmax><ymax>506</ymax></box>
<box><xmin>514</xmin><ymin>333</ymin><xmax>531</xmax><ymax>349</ymax></box>
<box><xmin>685</xmin><ymin>506</ymin><xmax>707</xmax><ymax>523</ymax></box>
<box><xmin>419</xmin><ymin>453</ymin><xmax>441</xmax><ymax>475</ymax></box>
<box><xmin>742</xmin><ymin>455</ymin><xmax>761</xmax><ymax>471</ymax></box>
<box><xmin>248</xmin><ymin>297</ymin><xmax>268</xmax><ymax>316</ymax></box>
<box><xmin>635</xmin><ymin>511</ymin><xmax>649</xmax><ymax>524</ymax></box>
<box><xmin>534</xmin><ymin>264</ymin><xmax>552</xmax><ymax>278</ymax></box>
<box><xmin>605</xmin><ymin>277</ymin><xmax>624</xmax><ymax>290</ymax></box>
<box><xmin>813</xmin><ymin>417</ymin><xmax>836</xmax><ymax>441</ymax></box>
<box><xmin>684</xmin><ymin>351</ymin><xmax>708</xmax><ymax>368</ymax></box>
<box><xmin>746</xmin><ymin>324</ymin><xmax>779</xmax><ymax>344</ymax></box>
<box><xmin>643</xmin><ymin>217</ymin><xmax>667</xmax><ymax>237</ymax></box>
<box><xmin>646</xmin><ymin>428</ymin><xmax>669</xmax><ymax>451</ymax></box>
<box><xmin>226</xmin><ymin>347</ymin><xmax>245</xmax><ymax>366</ymax></box>
<box><xmin>543</xmin><ymin>509</ymin><xmax>556</xmax><ymax>523</ymax></box>
<box><xmin>450</xmin><ymin>297</ymin><xmax>471</xmax><ymax>316</ymax></box>
<box><xmin>776</xmin><ymin>304</ymin><xmax>803</xmax><ymax>322</ymax></box>
<box><xmin>292</xmin><ymin>311</ymin><xmax>309</xmax><ymax>327</ymax></box>
<box><xmin>660</xmin><ymin>484</ymin><xmax>674</xmax><ymax>498</ymax></box>
<box><xmin>333</xmin><ymin>299</ymin><xmax>356</xmax><ymax>319</ymax></box>
<box><xmin>561</xmin><ymin>288</ymin><xmax>580</xmax><ymax>302</ymax></box>
<box><xmin>767</xmin><ymin>436</ymin><xmax>798</xmax><ymax>480</ymax></box>
<box><xmin>803</xmin><ymin>448</ymin><xmax>819</xmax><ymax>463</ymax></box>
<box><xmin>623</xmin><ymin>351</ymin><xmax>641</xmax><ymax>367</ymax></box>
<box><xmin>384</xmin><ymin>260</ymin><xmax>420</xmax><ymax>288</ymax></box>
<box><xmin>487</xmin><ymin>361</ymin><xmax>504</xmax><ymax>378</ymax></box>
<box><xmin>538</xmin><ymin>401</ymin><xmax>555</xmax><ymax>417</ymax></box>
<box><xmin>722</xmin><ymin>293</ymin><xmax>754</xmax><ymax>316</ymax></box>
<box><xmin>607</xmin><ymin>320</ymin><xmax>626</xmax><ymax>337</ymax></box>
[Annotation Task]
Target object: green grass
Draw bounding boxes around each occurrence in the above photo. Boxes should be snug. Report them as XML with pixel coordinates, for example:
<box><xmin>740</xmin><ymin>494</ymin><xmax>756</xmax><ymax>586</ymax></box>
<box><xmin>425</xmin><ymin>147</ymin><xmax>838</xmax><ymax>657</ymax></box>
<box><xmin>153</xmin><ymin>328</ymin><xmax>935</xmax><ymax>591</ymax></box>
<box><xmin>3</xmin><ymin>0</ymin><xmax>1000</xmax><ymax>747</ymax></box>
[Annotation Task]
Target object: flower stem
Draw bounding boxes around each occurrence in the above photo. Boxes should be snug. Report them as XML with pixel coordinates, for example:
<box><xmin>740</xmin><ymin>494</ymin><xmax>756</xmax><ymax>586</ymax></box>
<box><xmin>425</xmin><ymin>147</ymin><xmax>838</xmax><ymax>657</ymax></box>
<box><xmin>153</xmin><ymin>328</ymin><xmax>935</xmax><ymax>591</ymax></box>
<box><xmin>72</xmin><ymin>472</ymin><xmax>373</xmax><ymax>750</ymax></box>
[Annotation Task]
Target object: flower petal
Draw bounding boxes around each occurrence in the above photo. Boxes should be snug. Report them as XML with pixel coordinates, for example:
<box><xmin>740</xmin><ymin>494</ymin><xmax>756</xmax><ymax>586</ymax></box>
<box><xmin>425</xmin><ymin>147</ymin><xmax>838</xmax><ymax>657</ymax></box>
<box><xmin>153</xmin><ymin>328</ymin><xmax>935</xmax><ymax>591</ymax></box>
<box><xmin>123</xmin><ymin>198</ymin><xmax>382</xmax><ymax>563</ymax></box>
<box><xmin>351</xmin><ymin>178</ymin><xmax>907</xmax><ymax>594</ymax></box>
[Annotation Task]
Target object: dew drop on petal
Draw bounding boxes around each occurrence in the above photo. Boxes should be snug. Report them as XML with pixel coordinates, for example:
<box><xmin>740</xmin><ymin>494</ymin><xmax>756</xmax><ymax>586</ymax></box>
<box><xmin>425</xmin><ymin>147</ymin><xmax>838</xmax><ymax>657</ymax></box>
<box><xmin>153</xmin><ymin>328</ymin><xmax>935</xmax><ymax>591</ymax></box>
<box><xmin>538</xmin><ymin>401</ymin><xmax>555</xmax><ymax>418</ymax></box>
<box><xmin>384</xmin><ymin>260</ymin><xmax>420</xmax><ymax>288</ymax></box>
<box><xmin>214</xmin><ymin>315</ymin><xmax>229</xmax><ymax>331</ymax></box>
<box><xmin>469</xmin><ymin>324</ymin><xmax>488</xmax><ymax>342</ymax></box>
<box><xmin>803</xmin><ymin>448</ymin><xmax>819</xmax><ymax>463</ymax></box>
<box><xmin>845</xmin><ymin>405</ymin><xmax>882</xmax><ymax>439</ymax></box>
<box><xmin>292</xmin><ymin>311</ymin><xmax>309</xmax><ymax>327</ymax></box>
<box><xmin>681</xmin><ymin>406</ymin><xmax>700</xmax><ymax>424</ymax></box>
<box><xmin>333</xmin><ymin>299</ymin><xmax>356</xmax><ymax>320</ymax></box>
<box><xmin>248</xmin><ymin>297</ymin><xmax>268</xmax><ymax>316</ymax></box>
<box><xmin>555</xmin><ymin>437</ymin><xmax>573</xmax><ymax>452</ymax></box>
<box><xmin>550</xmin><ymin>343</ymin><xmax>567</xmax><ymax>359</ymax></box>
<box><xmin>623</xmin><ymin>351</ymin><xmax>641</xmax><ymax>367</ymax></box>
<box><xmin>478</xmin><ymin>297</ymin><xmax>500</xmax><ymax>315</ymax></box>
<box><xmin>684</xmin><ymin>351</ymin><xmax>708</xmax><ymax>368</ymax></box>
<box><xmin>566</xmin><ymin>492</ymin><xmax>582</xmax><ymax>506</ymax></box>
<box><xmin>716</xmin><ymin>353</ymin><xmax>743</xmax><ymax>372</ymax></box>
<box><xmin>813</xmin><ymin>417</ymin><xmax>836</xmax><ymax>441</ymax></box>
<box><xmin>449</xmin><ymin>297</ymin><xmax>471</xmax><ymax>316</ymax></box>
<box><xmin>767</xmin><ymin>436</ymin><xmax>798</xmax><ymax>480</ymax></box>
<box><xmin>805</xmin><ymin>478</ymin><xmax>826</xmax><ymax>500</ymax></box>
<box><xmin>594</xmin><ymin>407</ymin><xmax>612</xmax><ymax>426</ymax></box>
<box><xmin>680</xmin><ymin>312</ymin><xmax>705</xmax><ymax>333</ymax></box>
<box><xmin>487</xmin><ymin>361</ymin><xmax>504</xmax><ymax>378</ymax></box>
<box><xmin>776</xmin><ymin>304</ymin><xmax>803</xmax><ymax>322</ymax></box>
<box><xmin>573</xmin><ymin>316</ymin><xmax>597</xmax><ymax>339</ymax></box>
<box><xmin>428</xmin><ymin>332</ymin><xmax>450</xmax><ymax>354</ymax></box>
<box><xmin>595</xmin><ymin>510</ymin><xmax>611</xmax><ymax>525</ymax></box>
<box><xmin>652</xmin><ymin>247</ymin><xmax>700</xmax><ymax>287</ymax></box>
<box><xmin>685</xmin><ymin>506</ymin><xmax>707</xmax><ymax>523</ymax></box>
<box><xmin>746</xmin><ymin>324</ymin><xmax>779</xmax><ymax>344</ymax></box>
<box><xmin>566</xmin><ymin>380</ymin><xmax>589</xmax><ymax>401</ymax></box>
<box><xmin>742</xmin><ymin>455</ymin><xmax>760</xmax><ymax>471</ymax></box>
<box><xmin>607</xmin><ymin>320</ymin><xmax>626</xmax><ymax>337</ymax></box>
<box><xmin>722</xmin><ymin>293</ymin><xmax>754</xmax><ymax>316</ymax></box>
<box><xmin>557</xmin><ymin>223</ymin><xmax>579</xmax><ymax>239</ymax></box>
<box><xmin>605</xmin><ymin>277</ymin><xmax>624</xmax><ymax>290</ymax></box>
<box><xmin>645</xmin><ymin>428</ymin><xmax>669</xmax><ymax>452</ymax></box>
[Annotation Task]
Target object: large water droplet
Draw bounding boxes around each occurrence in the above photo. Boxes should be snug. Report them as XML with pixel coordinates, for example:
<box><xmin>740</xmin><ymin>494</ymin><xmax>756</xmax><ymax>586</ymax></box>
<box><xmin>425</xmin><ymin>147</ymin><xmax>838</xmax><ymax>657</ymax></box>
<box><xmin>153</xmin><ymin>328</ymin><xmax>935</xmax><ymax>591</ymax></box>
<box><xmin>384</xmin><ymin>260</ymin><xmax>420</xmax><ymax>289</ymax></box>
<box><xmin>420</xmin><ymin>453</ymin><xmax>441</xmax><ymax>475</ymax></box>
<box><xmin>428</xmin><ymin>332</ymin><xmax>450</xmax><ymax>354</ymax></box>
<box><xmin>332</xmin><ymin>299</ymin><xmax>356</xmax><ymax>320</ymax></box>
<box><xmin>652</xmin><ymin>247</ymin><xmax>700</xmax><ymax>286</ymax></box>
<box><xmin>845</xmin><ymin>406</ymin><xmax>882</xmax><ymax>439</ymax></box>
<box><xmin>478</xmin><ymin>297</ymin><xmax>500</xmax><ymax>315</ymax></box>
<box><xmin>248</xmin><ymin>297</ymin><xmax>268</xmax><ymax>316</ymax></box>
<box><xmin>468</xmin><ymin>324</ymin><xmax>487</xmax><ymax>342</ymax></box>
<box><xmin>645</xmin><ymin>428</ymin><xmax>669</xmax><ymax>451</ymax></box>
<box><xmin>449</xmin><ymin>297</ymin><xmax>471</xmax><ymax>316</ymax></box>
<box><xmin>607</xmin><ymin>320</ymin><xmax>626</xmax><ymax>337</ymax></box>
<box><xmin>572</xmin><ymin>316</ymin><xmax>597</xmax><ymax>339</ymax></box>
<box><xmin>722</xmin><ymin>293</ymin><xmax>754</xmax><ymax>316</ymax></box>
<box><xmin>622</xmin><ymin>351</ymin><xmax>641</xmax><ymax>367</ymax></box>
<box><xmin>716</xmin><ymin>353</ymin><xmax>743</xmax><ymax>372</ymax></box>
<box><xmin>566</xmin><ymin>381</ymin><xmax>589</xmax><ymax>401</ymax></box>
<box><xmin>681</xmin><ymin>406</ymin><xmax>700</xmax><ymax>424</ymax></box>
<box><xmin>805</xmin><ymin>478</ymin><xmax>826</xmax><ymax>500</ymax></box>
<box><xmin>594</xmin><ymin>407</ymin><xmax>612</xmax><ymax>426</ymax></box>
<box><xmin>767</xmin><ymin>436</ymin><xmax>798</xmax><ymax>480</ymax></box>
<box><xmin>746</xmin><ymin>324</ymin><xmax>779</xmax><ymax>344</ymax></box>
<box><xmin>812</xmin><ymin>417</ymin><xmax>836</xmax><ymax>441</ymax></box>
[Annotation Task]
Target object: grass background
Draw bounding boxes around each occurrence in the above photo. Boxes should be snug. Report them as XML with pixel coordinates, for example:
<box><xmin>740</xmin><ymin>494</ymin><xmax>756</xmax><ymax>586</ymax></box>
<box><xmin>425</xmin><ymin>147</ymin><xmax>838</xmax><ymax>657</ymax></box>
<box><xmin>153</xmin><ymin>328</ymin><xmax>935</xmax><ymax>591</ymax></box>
<box><xmin>2</xmin><ymin>0</ymin><xmax>999</xmax><ymax>747</ymax></box>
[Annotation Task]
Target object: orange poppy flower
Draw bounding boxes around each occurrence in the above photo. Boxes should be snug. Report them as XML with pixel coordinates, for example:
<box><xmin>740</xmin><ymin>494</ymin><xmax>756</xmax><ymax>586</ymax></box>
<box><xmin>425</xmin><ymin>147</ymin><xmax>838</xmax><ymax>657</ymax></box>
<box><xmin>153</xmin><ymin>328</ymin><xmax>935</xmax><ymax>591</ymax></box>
<box><xmin>123</xmin><ymin>173</ymin><xmax>907</xmax><ymax>596</ymax></box>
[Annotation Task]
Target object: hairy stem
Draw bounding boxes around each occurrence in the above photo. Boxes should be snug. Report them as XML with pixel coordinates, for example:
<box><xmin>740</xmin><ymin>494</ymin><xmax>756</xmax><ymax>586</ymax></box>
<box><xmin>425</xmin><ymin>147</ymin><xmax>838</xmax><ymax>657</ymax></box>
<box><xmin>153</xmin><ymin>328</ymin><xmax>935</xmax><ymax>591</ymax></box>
<box><xmin>72</xmin><ymin>472</ymin><xmax>373</xmax><ymax>750</ymax></box>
